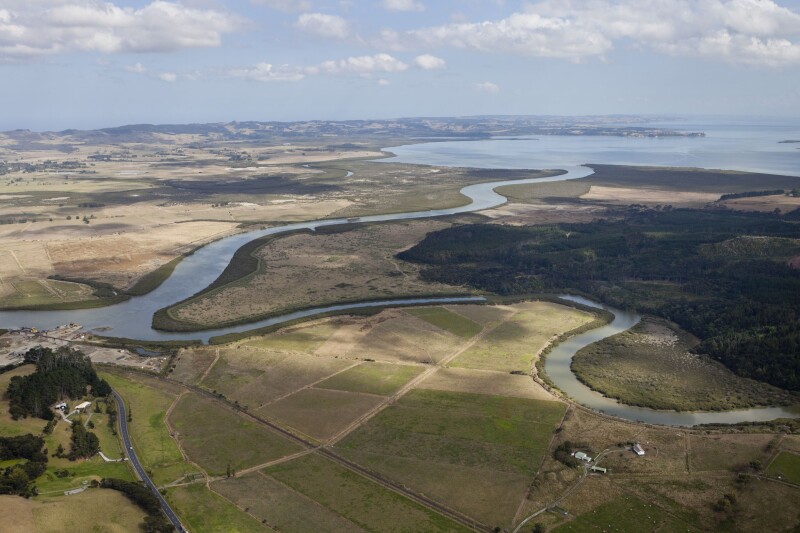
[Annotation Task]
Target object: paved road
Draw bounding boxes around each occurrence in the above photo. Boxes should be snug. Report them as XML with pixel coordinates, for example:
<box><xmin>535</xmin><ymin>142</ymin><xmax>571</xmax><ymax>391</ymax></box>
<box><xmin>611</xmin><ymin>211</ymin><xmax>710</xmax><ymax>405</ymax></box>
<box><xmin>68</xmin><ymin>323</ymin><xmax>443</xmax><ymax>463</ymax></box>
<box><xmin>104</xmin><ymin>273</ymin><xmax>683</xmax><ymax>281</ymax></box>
<box><xmin>112</xmin><ymin>390</ymin><xmax>187</xmax><ymax>533</ymax></box>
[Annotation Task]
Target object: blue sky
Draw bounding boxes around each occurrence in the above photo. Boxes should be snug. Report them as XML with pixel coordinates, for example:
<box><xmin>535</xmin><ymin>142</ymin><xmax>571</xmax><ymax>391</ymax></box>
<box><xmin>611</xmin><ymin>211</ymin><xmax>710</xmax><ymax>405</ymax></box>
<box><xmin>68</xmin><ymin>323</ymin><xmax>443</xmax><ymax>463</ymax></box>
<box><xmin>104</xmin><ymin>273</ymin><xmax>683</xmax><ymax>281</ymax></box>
<box><xmin>1</xmin><ymin>0</ymin><xmax>800</xmax><ymax>130</ymax></box>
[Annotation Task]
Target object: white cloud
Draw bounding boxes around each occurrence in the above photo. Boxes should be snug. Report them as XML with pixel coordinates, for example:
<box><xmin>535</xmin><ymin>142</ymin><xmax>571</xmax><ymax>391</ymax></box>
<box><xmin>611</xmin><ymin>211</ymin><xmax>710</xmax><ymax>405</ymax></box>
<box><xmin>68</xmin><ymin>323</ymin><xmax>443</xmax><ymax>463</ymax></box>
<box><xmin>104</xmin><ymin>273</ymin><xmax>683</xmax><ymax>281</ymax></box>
<box><xmin>125</xmin><ymin>62</ymin><xmax>147</xmax><ymax>74</ymax></box>
<box><xmin>474</xmin><ymin>81</ymin><xmax>499</xmax><ymax>94</ymax></box>
<box><xmin>251</xmin><ymin>0</ymin><xmax>312</xmax><ymax>12</ymax></box>
<box><xmin>158</xmin><ymin>71</ymin><xmax>177</xmax><ymax>82</ymax></box>
<box><xmin>230</xmin><ymin>53</ymin><xmax>418</xmax><ymax>82</ymax></box>
<box><xmin>0</xmin><ymin>1</ymin><xmax>244</xmax><ymax>59</ymax></box>
<box><xmin>385</xmin><ymin>0</ymin><xmax>800</xmax><ymax>66</ymax></box>
<box><xmin>413</xmin><ymin>53</ymin><xmax>445</xmax><ymax>69</ymax></box>
<box><xmin>315</xmin><ymin>53</ymin><xmax>408</xmax><ymax>74</ymax></box>
<box><xmin>228</xmin><ymin>62</ymin><xmax>306</xmax><ymax>82</ymax></box>
<box><xmin>377</xmin><ymin>78</ymin><xmax>390</xmax><ymax>86</ymax></box>
<box><xmin>383</xmin><ymin>0</ymin><xmax>425</xmax><ymax>12</ymax></box>
<box><xmin>296</xmin><ymin>12</ymin><xmax>349</xmax><ymax>39</ymax></box>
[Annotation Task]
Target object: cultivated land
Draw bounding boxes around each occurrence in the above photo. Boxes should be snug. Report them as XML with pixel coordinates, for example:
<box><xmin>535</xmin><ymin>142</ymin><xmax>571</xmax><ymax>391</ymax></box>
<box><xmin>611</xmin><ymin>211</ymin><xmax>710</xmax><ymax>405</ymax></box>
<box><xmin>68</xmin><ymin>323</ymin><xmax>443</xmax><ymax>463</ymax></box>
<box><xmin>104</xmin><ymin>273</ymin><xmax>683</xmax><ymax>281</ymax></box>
<box><xmin>162</xmin><ymin>220</ymin><xmax>469</xmax><ymax>330</ymax></box>
<box><xmin>4</xmin><ymin>296</ymin><xmax>794</xmax><ymax>532</ymax></box>
<box><xmin>571</xmin><ymin>318</ymin><xmax>796</xmax><ymax>411</ymax></box>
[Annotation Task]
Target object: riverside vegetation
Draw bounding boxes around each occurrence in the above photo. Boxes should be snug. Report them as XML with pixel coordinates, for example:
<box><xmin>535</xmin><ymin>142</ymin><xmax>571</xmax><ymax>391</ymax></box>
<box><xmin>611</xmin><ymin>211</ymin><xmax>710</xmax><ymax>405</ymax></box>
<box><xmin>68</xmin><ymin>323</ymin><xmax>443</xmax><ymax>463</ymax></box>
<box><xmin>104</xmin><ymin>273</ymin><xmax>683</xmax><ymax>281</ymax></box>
<box><xmin>399</xmin><ymin>207</ymin><xmax>800</xmax><ymax>394</ymax></box>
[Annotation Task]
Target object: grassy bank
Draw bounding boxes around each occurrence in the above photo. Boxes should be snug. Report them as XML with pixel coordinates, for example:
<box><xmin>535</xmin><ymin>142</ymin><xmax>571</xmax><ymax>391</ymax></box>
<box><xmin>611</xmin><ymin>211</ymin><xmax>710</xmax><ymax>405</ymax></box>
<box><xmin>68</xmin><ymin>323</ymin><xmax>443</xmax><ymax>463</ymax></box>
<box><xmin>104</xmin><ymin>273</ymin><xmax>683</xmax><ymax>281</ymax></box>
<box><xmin>571</xmin><ymin>317</ymin><xmax>797</xmax><ymax>411</ymax></box>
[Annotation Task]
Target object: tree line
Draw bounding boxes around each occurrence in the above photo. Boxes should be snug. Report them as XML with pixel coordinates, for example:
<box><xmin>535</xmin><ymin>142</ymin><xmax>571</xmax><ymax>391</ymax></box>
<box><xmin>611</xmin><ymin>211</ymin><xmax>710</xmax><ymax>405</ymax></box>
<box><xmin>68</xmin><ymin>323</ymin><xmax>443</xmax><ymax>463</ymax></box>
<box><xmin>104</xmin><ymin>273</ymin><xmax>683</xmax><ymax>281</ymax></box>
<box><xmin>399</xmin><ymin>208</ymin><xmax>800</xmax><ymax>391</ymax></box>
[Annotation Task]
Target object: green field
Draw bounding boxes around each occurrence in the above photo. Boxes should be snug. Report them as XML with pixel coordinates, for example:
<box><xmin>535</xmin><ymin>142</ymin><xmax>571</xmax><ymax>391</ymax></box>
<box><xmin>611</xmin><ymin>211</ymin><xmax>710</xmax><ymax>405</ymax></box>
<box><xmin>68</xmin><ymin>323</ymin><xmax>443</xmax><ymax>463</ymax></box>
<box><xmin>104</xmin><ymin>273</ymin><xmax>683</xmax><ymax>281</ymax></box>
<box><xmin>338</xmin><ymin>390</ymin><xmax>565</xmax><ymax>527</ymax></box>
<box><xmin>315</xmin><ymin>362</ymin><xmax>425</xmax><ymax>396</ymax></box>
<box><xmin>340</xmin><ymin>389</ymin><xmax>565</xmax><ymax>475</ymax></box>
<box><xmin>167</xmin><ymin>484</ymin><xmax>267</xmax><ymax>533</ymax></box>
<box><xmin>201</xmin><ymin>349</ymin><xmax>352</xmax><ymax>408</ymax></box>
<box><xmin>213</xmin><ymin>472</ymin><xmax>363</xmax><ymax>533</ymax></box>
<box><xmin>265</xmin><ymin>453</ymin><xmax>469</xmax><ymax>532</ymax></box>
<box><xmin>404</xmin><ymin>307</ymin><xmax>483</xmax><ymax>338</ymax></box>
<box><xmin>102</xmin><ymin>372</ymin><xmax>195</xmax><ymax>486</ymax></box>
<box><xmin>453</xmin><ymin>303</ymin><xmax>593</xmax><ymax>372</ymax></box>
<box><xmin>243</xmin><ymin>321</ymin><xmax>340</xmax><ymax>353</ymax></box>
<box><xmin>767</xmin><ymin>451</ymin><xmax>800</xmax><ymax>484</ymax></box>
<box><xmin>261</xmin><ymin>388</ymin><xmax>384</xmax><ymax>442</ymax></box>
<box><xmin>168</xmin><ymin>393</ymin><xmax>302</xmax><ymax>476</ymax></box>
<box><xmin>571</xmin><ymin>318</ymin><xmax>795</xmax><ymax>411</ymax></box>
<box><xmin>0</xmin><ymin>279</ymin><xmax>97</xmax><ymax>309</ymax></box>
<box><xmin>553</xmin><ymin>494</ymin><xmax>698</xmax><ymax>533</ymax></box>
<box><xmin>36</xmin><ymin>456</ymin><xmax>133</xmax><ymax>494</ymax></box>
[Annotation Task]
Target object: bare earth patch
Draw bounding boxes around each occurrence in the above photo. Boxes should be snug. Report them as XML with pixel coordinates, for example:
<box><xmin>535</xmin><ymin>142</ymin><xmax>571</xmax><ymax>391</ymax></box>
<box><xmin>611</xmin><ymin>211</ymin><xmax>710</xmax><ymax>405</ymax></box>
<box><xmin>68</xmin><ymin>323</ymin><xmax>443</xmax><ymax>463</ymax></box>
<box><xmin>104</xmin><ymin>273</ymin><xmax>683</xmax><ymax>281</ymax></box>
<box><xmin>580</xmin><ymin>185</ymin><xmax>720</xmax><ymax>207</ymax></box>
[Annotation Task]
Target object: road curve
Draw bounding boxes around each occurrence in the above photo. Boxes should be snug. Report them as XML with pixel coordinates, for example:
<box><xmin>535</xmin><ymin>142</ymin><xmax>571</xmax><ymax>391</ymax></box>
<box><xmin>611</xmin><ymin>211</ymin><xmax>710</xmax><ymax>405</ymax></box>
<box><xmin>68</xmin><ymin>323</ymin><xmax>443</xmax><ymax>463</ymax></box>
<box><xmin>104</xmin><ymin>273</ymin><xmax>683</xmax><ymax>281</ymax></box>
<box><xmin>112</xmin><ymin>390</ymin><xmax>187</xmax><ymax>533</ymax></box>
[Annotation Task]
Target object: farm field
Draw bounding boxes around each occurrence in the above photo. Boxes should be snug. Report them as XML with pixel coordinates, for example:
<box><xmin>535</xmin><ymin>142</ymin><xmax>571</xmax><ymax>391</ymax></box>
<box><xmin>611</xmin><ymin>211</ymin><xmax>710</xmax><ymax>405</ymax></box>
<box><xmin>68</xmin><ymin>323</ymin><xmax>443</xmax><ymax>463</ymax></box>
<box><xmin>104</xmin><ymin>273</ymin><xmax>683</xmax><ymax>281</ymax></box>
<box><xmin>168</xmin><ymin>392</ymin><xmax>303</xmax><ymax>476</ymax></box>
<box><xmin>337</xmin><ymin>389</ymin><xmax>566</xmax><ymax>527</ymax></box>
<box><xmin>453</xmin><ymin>301</ymin><xmax>594</xmax><ymax>372</ymax></box>
<box><xmin>315</xmin><ymin>361</ymin><xmax>425</xmax><ymax>396</ymax></box>
<box><xmin>572</xmin><ymin>318</ymin><xmax>795</xmax><ymax>411</ymax></box>
<box><xmin>162</xmin><ymin>220</ymin><xmax>468</xmax><ymax>330</ymax></box>
<box><xmin>166</xmin><ymin>483</ymin><xmax>267</xmax><ymax>533</ymax></box>
<box><xmin>212</xmin><ymin>472</ymin><xmax>364</xmax><ymax>533</ymax></box>
<box><xmin>768</xmin><ymin>451</ymin><xmax>800</xmax><ymax>484</ymax></box>
<box><xmin>264</xmin><ymin>453</ymin><xmax>470</xmax><ymax>532</ymax></box>
<box><xmin>260</xmin><ymin>387</ymin><xmax>385</xmax><ymax>442</ymax></box>
<box><xmin>0</xmin><ymin>490</ymin><xmax>147</xmax><ymax>533</ymax></box>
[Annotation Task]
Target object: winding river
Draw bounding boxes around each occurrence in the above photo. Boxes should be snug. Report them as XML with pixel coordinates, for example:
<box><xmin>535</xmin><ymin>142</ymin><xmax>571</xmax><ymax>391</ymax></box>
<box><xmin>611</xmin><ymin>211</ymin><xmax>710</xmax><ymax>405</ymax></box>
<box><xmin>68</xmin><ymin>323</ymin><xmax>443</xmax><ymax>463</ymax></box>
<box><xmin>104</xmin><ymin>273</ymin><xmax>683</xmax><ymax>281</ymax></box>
<box><xmin>0</xmin><ymin>166</ymin><xmax>593</xmax><ymax>342</ymax></box>
<box><xmin>546</xmin><ymin>296</ymin><xmax>800</xmax><ymax>425</ymax></box>
<box><xmin>2</xmin><ymin>127</ymin><xmax>799</xmax><ymax>425</ymax></box>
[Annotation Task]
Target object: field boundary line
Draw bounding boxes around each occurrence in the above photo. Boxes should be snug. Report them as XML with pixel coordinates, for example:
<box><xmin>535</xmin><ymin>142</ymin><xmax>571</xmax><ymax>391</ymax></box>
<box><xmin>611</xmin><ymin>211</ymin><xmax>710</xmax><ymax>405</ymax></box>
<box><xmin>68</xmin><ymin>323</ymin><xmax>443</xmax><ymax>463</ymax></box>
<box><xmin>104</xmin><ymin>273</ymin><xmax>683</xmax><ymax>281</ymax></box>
<box><xmin>206</xmin><ymin>482</ymin><xmax>280</xmax><ymax>532</ymax></box>
<box><xmin>255</xmin><ymin>360</ymin><xmax>362</xmax><ymax>410</ymax></box>
<box><xmin>325</xmin><ymin>311</ymin><xmax>510</xmax><ymax>446</ymax></box>
<box><xmin>105</xmin><ymin>366</ymin><xmax>490</xmax><ymax>532</ymax></box>
<box><xmin>197</xmin><ymin>348</ymin><xmax>220</xmax><ymax>386</ymax></box>
<box><xmin>235</xmin><ymin>449</ymin><xmax>317</xmax><ymax>477</ymax></box>
<box><xmin>254</xmin><ymin>469</ymin><xmax>367</xmax><ymax>532</ymax></box>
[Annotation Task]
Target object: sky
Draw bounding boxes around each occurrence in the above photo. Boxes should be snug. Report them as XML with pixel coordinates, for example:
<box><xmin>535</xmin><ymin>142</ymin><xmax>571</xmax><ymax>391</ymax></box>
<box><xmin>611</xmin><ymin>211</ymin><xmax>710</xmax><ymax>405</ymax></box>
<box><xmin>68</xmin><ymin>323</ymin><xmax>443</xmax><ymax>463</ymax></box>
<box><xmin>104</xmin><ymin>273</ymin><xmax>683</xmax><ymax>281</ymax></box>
<box><xmin>1</xmin><ymin>0</ymin><xmax>800</xmax><ymax>130</ymax></box>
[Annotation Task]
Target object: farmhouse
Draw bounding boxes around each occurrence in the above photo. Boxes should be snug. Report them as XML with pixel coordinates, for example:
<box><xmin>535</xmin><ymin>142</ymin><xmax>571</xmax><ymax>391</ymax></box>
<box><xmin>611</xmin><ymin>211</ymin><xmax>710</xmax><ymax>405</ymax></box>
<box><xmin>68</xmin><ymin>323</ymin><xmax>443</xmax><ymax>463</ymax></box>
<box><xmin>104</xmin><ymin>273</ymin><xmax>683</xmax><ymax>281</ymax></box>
<box><xmin>574</xmin><ymin>451</ymin><xmax>592</xmax><ymax>462</ymax></box>
<box><xmin>633</xmin><ymin>443</ymin><xmax>645</xmax><ymax>456</ymax></box>
<box><xmin>75</xmin><ymin>401</ymin><xmax>92</xmax><ymax>413</ymax></box>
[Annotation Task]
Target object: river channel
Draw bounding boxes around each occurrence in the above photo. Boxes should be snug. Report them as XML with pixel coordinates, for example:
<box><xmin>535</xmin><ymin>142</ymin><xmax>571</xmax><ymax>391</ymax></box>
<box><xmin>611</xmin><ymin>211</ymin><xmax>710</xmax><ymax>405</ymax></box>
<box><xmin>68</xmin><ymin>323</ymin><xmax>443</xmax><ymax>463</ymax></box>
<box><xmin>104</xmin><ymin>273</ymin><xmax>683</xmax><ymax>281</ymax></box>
<box><xmin>2</xmin><ymin>129</ymin><xmax>799</xmax><ymax>425</ymax></box>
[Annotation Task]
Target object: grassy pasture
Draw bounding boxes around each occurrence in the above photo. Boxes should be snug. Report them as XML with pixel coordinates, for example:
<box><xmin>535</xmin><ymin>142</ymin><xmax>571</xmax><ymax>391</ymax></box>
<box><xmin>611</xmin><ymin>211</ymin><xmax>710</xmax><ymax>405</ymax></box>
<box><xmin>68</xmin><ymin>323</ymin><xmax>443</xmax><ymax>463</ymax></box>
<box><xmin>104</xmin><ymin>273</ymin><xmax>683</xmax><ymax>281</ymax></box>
<box><xmin>261</xmin><ymin>388</ymin><xmax>384</xmax><ymax>442</ymax></box>
<box><xmin>553</xmin><ymin>493</ymin><xmax>697</xmax><ymax>533</ymax></box>
<box><xmin>345</xmin><ymin>312</ymin><xmax>464</xmax><ymax>364</ymax></box>
<box><xmin>689</xmin><ymin>434</ymin><xmax>774</xmax><ymax>472</ymax></box>
<box><xmin>0</xmin><ymin>489</ymin><xmax>147</xmax><ymax>533</ymax></box>
<box><xmin>102</xmin><ymin>372</ymin><xmax>194</xmax><ymax>486</ymax></box>
<box><xmin>416</xmin><ymin>367</ymin><xmax>553</xmax><ymax>400</ymax></box>
<box><xmin>167</xmin><ymin>484</ymin><xmax>266</xmax><ymax>533</ymax></box>
<box><xmin>168</xmin><ymin>392</ymin><xmax>302</xmax><ymax>476</ymax></box>
<box><xmin>453</xmin><ymin>302</ymin><xmax>593</xmax><ymax>372</ymax></box>
<box><xmin>0</xmin><ymin>279</ymin><xmax>97</xmax><ymax>309</ymax></box>
<box><xmin>315</xmin><ymin>361</ymin><xmax>425</xmax><ymax>396</ymax></box>
<box><xmin>340</xmin><ymin>390</ymin><xmax>565</xmax><ymax>475</ymax></box>
<box><xmin>572</xmin><ymin>318</ymin><xmax>795</xmax><ymax>411</ymax></box>
<box><xmin>213</xmin><ymin>472</ymin><xmax>363</xmax><ymax>533</ymax></box>
<box><xmin>264</xmin><ymin>453</ymin><xmax>469</xmax><ymax>532</ymax></box>
<box><xmin>201</xmin><ymin>348</ymin><xmax>352</xmax><ymax>408</ymax></box>
<box><xmin>768</xmin><ymin>451</ymin><xmax>800</xmax><ymax>484</ymax></box>
<box><xmin>170</xmin><ymin>346</ymin><xmax>219</xmax><ymax>385</ymax></box>
<box><xmin>444</xmin><ymin>304</ymin><xmax>515</xmax><ymax>326</ymax></box>
<box><xmin>243</xmin><ymin>320</ymin><xmax>340</xmax><ymax>353</ymax></box>
<box><xmin>36</xmin><ymin>456</ymin><xmax>133</xmax><ymax>494</ymax></box>
<box><xmin>341</xmin><ymin>450</ymin><xmax>530</xmax><ymax>528</ymax></box>
<box><xmin>404</xmin><ymin>307</ymin><xmax>483</xmax><ymax>338</ymax></box>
